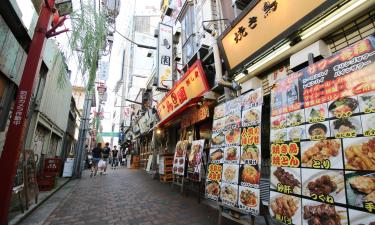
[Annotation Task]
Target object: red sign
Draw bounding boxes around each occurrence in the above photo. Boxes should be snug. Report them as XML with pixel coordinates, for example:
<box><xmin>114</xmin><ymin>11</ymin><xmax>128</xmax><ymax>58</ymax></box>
<box><xmin>157</xmin><ymin>60</ymin><xmax>209</xmax><ymax>121</ymax></box>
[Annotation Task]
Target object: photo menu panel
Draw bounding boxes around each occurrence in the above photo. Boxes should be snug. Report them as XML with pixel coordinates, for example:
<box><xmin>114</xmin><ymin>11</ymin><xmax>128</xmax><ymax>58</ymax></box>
<box><xmin>269</xmin><ymin>36</ymin><xmax>375</xmax><ymax>225</ymax></box>
<box><xmin>206</xmin><ymin>88</ymin><xmax>263</xmax><ymax>215</ymax></box>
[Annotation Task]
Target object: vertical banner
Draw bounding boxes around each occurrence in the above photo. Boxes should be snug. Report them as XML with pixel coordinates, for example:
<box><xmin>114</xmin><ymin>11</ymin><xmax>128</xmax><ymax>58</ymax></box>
<box><xmin>269</xmin><ymin>36</ymin><xmax>375</xmax><ymax>225</ymax></box>
<box><xmin>173</xmin><ymin>140</ymin><xmax>188</xmax><ymax>176</ymax></box>
<box><xmin>187</xmin><ymin>139</ymin><xmax>205</xmax><ymax>181</ymax></box>
<box><xmin>158</xmin><ymin>23</ymin><xmax>173</xmax><ymax>89</ymax></box>
<box><xmin>206</xmin><ymin>88</ymin><xmax>263</xmax><ymax>215</ymax></box>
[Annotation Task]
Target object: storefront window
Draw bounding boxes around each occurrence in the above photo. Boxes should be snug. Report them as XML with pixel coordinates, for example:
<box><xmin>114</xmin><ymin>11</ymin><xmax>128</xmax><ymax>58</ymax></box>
<box><xmin>181</xmin><ymin>5</ymin><xmax>196</xmax><ymax>64</ymax></box>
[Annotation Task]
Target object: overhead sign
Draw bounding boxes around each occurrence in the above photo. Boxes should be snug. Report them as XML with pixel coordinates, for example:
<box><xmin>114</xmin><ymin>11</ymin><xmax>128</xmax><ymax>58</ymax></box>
<box><xmin>158</xmin><ymin>23</ymin><xmax>173</xmax><ymax>89</ymax></box>
<box><xmin>219</xmin><ymin>0</ymin><xmax>337</xmax><ymax>75</ymax></box>
<box><xmin>157</xmin><ymin>60</ymin><xmax>209</xmax><ymax>121</ymax></box>
<box><xmin>99</xmin><ymin>132</ymin><xmax>120</xmax><ymax>137</ymax></box>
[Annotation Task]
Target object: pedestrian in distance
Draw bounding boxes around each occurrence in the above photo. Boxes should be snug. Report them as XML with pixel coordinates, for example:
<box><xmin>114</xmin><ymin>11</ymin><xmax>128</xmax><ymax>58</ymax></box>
<box><xmin>90</xmin><ymin>143</ymin><xmax>102</xmax><ymax>178</ymax></box>
<box><xmin>102</xmin><ymin>142</ymin><xmax>111</xmax><ymax>175</ymax></box>
<box><xmin>111</xmin><ymin>145</ymin><xmax>119</xmax><ymax>169</ymax></box>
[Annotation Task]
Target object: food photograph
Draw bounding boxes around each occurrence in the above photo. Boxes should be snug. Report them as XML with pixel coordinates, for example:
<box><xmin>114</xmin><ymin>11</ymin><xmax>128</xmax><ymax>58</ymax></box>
<box><xmin>328</xmin><ymin>97</ymin><xmax>359</xmax><ymax>118</ymax></box>
<box><xmin>240</xmin><ymin>164</ymin><xmax>260</xmax><ymax>186</ymax></box>
<box><xmin>306</xmin><ymin>121</ymin><xmax>331</xmax><ymax>140</ymax></box>
<box><xmin>287</xmin><ymin>109</ymin><xmax>305</xmax><ymax>126</ymax></box>
<box><xmin>270</xmin><ymin>167</ymin><xmax>301</xmax><ymax>195</ymax></box>
<box><xmin>305</xmin><ymin>104</ymin><xmax>328</xmax><ymax>123</ymax></box>
<box><xmin>302</xmin><ymin>199</ymin><xmax>347</xmax><ymax>225</ymax></box>
<box><xmin>206</xmin><ymin>180</ymin><xmax>221</xmax><ymax>199</ymax></box>
<box><xmin>225</xmin><ymin>112</ymin><xmax>241</xmax><ymax>127</ymax></box>
<box><xmin>359</xmin><ymin>92</ymin><xmax>375</xmax><ymax>113</ymax></box>
<box><xmin>242</xmin><ymin>106</ymin><xmax>261</xmax><ymax>127</ymax></box>
<box><xmin>212</xmin><ymin>132</ymin><xmax>225</xmax><ymax>147</ymax></box>
<box><xmin>209</xmin><ymin>148</ymin><xmax>224</xmax><ymax>163</ymax></box>
<box><xmin>214</xmin><ymin>104</ymin><xmax>226</xmax><ymax>120</ymax></box>
<box><xmin>240</xmin><ymin>144</ymin><xmax>260</xmax><ymax>165</ymax></box>
<box><xmin>269</xmin><ymin>191</ymin><xmax>301</xmax><ymax>225</ymax></box>
<box><xmin>222</xmin><ymin>164</ymin><xmax>239</xmax><ymax>184</ymax></box>
<box><xmin>238</xmin><ymin>186</ymin><xmax>259</xmax><ymax>213</ymax></box>
<box><xmin>348</xmin><ymin>208</ymin><xmax>375</xmax><ymax>225</ymax></box>
<box><xmin>360</xmin><ymin>113</ymin><xmax>375</xmax><ymax>134</ymax></box>
<box><xmin>300</xmin><ymin>139</ymin><xmax>343</xmax><ymax>169</ymax></box>
<box><xmin>224</xmin><ymin>146</ymin><xmax>240</xmax><ymax>164</ymax></box>
<box><xmin>301</xmin><ymin>169</ymin><xmax>346</xmax><ymax>204</ymax></box>
<box><xmin>330</xmin><ymin>116</ymin><xmax>363</xmax><ymax>137</ymax></box>
<box><xmin>288</xmin><ymin>125</ymin><xmax>307</xmax><ymax>141</ymax></box>
<box><xmin>345</xmin><ymin>171</ymin><xmax>375</xmax><ymax>209</ymax></box>
<box><xmin>271</xmin><ymin>114</ymin><xmax>287</xmax><ymax>129</ymax></box>
<box><xmin>212</xmin><ymin>117</ymin><xmax>226</xmax><ymax>133</ymax></box>
<box><xmin>225</xmin><ymin>128</ymin><xmax>241</xmax><ymax>146</ymax></box>
<box><xmin>271</xmin><ymin>128</ymin><xmax>287</xmax><ymax>143</ymax></box>
<box><xmin>220</xmin><ymin>183</ymin><xmax>238</xmax><ymax>206</ymax></box>
<box><xmin>242</xmin><ymin>88</ymin><xmax>262</xmax><ymax>109</ymax></box>
<box><xmin>343</xmin><ymin>137</ymin><xmax>375</xmax><ymax>170</ymax></box>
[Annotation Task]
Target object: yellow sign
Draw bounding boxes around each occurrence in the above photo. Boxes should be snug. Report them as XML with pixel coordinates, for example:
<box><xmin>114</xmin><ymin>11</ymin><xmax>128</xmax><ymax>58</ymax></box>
<box><xmin>219</xmin><ymin>0</ymin><xmax>330</xmax><ymax>73</ymax></box>
<box><xmin>157</xmin><ymin>60</ymin><xmax>209</xmax><ymax>122</ymax></box>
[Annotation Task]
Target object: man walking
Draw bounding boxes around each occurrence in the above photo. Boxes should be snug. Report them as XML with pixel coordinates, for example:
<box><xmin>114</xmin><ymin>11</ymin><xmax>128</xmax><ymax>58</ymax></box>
<box><xmin>90</xmin><ymin>143</ymin><xmax>102</xmax><ymax>177</ymax></box>
<box><xmin>102</xmin><ymin>143</ymin><xmax>111</xmax><ymax>175</ymax></box>
<box><xmin>111</xmin><ymin>145</ymin><xmax>119</xmax><ymax>169</ymax></box>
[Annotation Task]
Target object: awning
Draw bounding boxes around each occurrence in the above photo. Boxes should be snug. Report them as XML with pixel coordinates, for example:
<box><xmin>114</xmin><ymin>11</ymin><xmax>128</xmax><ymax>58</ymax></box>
<box><xmin>155</xmin><ymin>97</ymin><xmax>202</xmax><ymax>128</ymax></box>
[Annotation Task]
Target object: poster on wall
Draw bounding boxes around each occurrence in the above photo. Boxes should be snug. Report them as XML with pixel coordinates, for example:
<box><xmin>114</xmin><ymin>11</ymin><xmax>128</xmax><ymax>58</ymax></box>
<box><xmin>206</xmin><ymin>88</ymin><xmax>263</xmax><ymax>215</ymax></box>
<box><xmin>173</xmin><ymin>140</ymin><xmax>188</xmax><ymax>176</ymax></box>
<box><xmin>187</xmin><ymin>139</ymin><xmax>205</xmax><ymax>181</ymax></box>
<box><xmin>269</xmin><ymin>36</ymin><xmax>375</xmax><ymax>225</ymax></box>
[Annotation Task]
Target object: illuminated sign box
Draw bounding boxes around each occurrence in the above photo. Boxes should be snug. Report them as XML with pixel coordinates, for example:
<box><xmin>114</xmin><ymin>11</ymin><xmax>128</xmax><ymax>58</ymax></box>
<box><xmin>157</xmin><ymin>60</ymin><xmax>209</xmax><ymax>122</ymax></box>
<box><xmin>218</xmin><ymin>0</ymin><xmax>338</xmax><ymax>75</ymax></box>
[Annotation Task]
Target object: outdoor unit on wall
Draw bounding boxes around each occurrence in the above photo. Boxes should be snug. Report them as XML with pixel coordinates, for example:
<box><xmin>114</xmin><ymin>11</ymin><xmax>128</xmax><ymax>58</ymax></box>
<box><xmin>154</xmin><ymin>29</ymin><xmax>159</xmax><ymax>38</ymax></box>
<box><xmin>290</xmin><ymin>40</ymin><xmax>331</xmax><ymax>72</ymax></box>
<box><xmin>173</xmin><ymin>30</ymin><xmax>181</xmax><ymax>44</ymax></box>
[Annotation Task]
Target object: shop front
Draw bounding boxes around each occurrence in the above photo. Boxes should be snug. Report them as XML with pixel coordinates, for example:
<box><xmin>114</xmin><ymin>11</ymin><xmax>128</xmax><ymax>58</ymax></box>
<box><xmin>210</xmin><ymin>0</ymin><xmax>375</xmax><ymax>223</ymax></box>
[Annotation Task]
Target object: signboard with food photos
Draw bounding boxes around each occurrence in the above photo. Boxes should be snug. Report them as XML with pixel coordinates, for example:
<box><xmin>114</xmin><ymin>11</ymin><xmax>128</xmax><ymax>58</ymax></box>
<box><xmin>173</xmin><ymin>140</ymin><xmax>189</xmax><ymax>176</ymax></box>
<box><xmin>187</xmin><ymin>139</ymin><xmax>205</xmax><ymax>181</ymax></box>
<box><xmin>269</xmin><ymin>36</ymin><xmax>375</xmax><ymax>225</ymax></box>
<box><xmin>206</xmin><ymin>88</ymin><xmax>263</xmax><ymax>215</ymax></box>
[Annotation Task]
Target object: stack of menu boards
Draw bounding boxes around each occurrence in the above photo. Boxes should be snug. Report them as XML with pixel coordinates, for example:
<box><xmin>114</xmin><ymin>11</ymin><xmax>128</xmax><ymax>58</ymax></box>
<box><xmin>206</xmin><ymin>88</ymin><xmax>263</xmax><ymax>215</ymax></box>
<box><xmin>269</xmin><ymin>36</ymin><xmax>375</xmax><ymax>225</ymax></box>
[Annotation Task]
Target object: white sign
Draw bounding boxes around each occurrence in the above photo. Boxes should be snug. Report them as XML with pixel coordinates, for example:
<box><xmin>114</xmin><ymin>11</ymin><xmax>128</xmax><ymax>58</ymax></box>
<box><xmin>62</xmin><ymin>158</ymin><xmax>75</xmax><ymax>177</ymax></box>
<box><xmin>146</xmin><ymin>155</ymin><xmax>153</xmax><ymax>173</ymax></box>
<box><xmin>157</xmin><ymin>23</ymin><xmax>173</xmax><ymax>89</ymax></box>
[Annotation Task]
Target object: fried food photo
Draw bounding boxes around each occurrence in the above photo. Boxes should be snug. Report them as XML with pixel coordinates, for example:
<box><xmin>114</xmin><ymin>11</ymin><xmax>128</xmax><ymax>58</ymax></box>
<box><xmin>345</xmin><ymin>137</ymin><xmax>375</xmax><ymax>170</ymax></box>
<box><xmin>307</xmin><ymin>175</ymin><xmax>344</xmax><ymax>196</ymax></box>
<box><xmin>241</xmin><ymin>145</ymin><xmax>259</xmax><ymax>162</ymax></box>
<box><xmin>225</xmin><ymin>128</ymin><xmax>240</xmax><ymax>144</ymax></box>
<box><xmin>206</xmin><ymin>181</ymin><xmax>220</xmax><ymax>196</ymax></box>
<box><xmin>270</xmin><ymin>195</ymin><xmax>299</xmax><ymax>218</ymax></box>
<box><xmin>349</xmin><ymin>175</ymin><xmax>375</xmax><ymax>203</ymax></box>
<box><xmin>221</xmin><ymin>185</ymin><xmax>237</xmax><ymax>202</ymax></box>
<box><xmin>240</xmin><ymin>189</ymin><xmax>257</xmax><ymax>207</ymax></box>
<box><xmin>303</xmin><ymin>203</ymin><xmax>342</xmax><ymax>225</ymax></box>
<box><xmin>225</xmin><ymin>147</ymin><xmax>238</xmax><ymax>161</ymax></box>
<box><xmin>210</xmin><ymin>149</ymin><xmax>224</xmax><ymax>161</ymax></box>
<box><xmin>302</xmin><ymin>140</ymin><xmax>341</xmax><ymax>167</ymax></box>
<box><xmin>244</xmin><ymin>109</ymin><xmax>260</xmax><ymax>124</ymax></box>
<box><xmin>241</xmin><ymin>165</ymin><xmax>260</xmax><ymax>184</ymax></box>
<box><xmin>273</xmin><ymin>167</ymin><xmax>300</xmax><ymax>190</ymax></box>
<box><xmin>224</xmin><ymin>165</ymin><xmax>236</xmax><ymax>181</ymax></box>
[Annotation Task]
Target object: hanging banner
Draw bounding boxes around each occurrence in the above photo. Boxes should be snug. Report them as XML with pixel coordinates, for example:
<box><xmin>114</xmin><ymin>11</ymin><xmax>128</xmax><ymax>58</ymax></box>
<box><xmin>269</xmin><ymin>36</ymin><xmax>375</xmax><ymax>225</ymax></box>
<box><xmin>206</xmin><ymin>88</ymin><xmax>263</xmax><ymax>215</ymax></box>
<box><xmin>158</xmin><ymin>23</ymin><xmax>173</xmax><ymax>89</ymax></box>
<box><xmin>187</xmin><ymin>139</ymin><xmax>205</xmax><ymax>181</ymax></box>
<box><xmin>172</xmin><ymin>140</ymin><xmax>188</xmax><ymax>176</ymax></box>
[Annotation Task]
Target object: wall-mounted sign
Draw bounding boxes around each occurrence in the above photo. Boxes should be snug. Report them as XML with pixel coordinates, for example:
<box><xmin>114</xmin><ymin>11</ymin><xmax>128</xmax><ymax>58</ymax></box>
<box><xmin>219</xmin><ymin>0</ymin><xmax>338</xmax><ymax>75</ymax></box>
<box><xmin>181</xmin><ymin>104</ymin><xmax>210</xmax><ymax>128</ymax></box>
<box><xmin>157</xmin><ymin>60</ymin><xmax>209</xmax><ymax>121</ymax></box>
<box><xmin>158</xmin><ymin>23</ymin><xmax>173</xmax><ymax>89</ymax></box>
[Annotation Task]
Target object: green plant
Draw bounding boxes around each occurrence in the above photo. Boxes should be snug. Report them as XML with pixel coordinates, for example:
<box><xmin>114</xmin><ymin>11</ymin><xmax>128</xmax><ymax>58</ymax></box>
<box><xmin>69</xmin><ymin>2</ymin><xmax>108</xmax><ymax>90</ymax></box>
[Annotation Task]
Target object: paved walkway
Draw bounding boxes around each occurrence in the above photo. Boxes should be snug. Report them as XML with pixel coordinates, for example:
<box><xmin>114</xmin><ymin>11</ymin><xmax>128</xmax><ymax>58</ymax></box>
<box><xmin>41</xmin><ymin>168</ymin><xmax>223</xmax><ymax>225</ymax></box>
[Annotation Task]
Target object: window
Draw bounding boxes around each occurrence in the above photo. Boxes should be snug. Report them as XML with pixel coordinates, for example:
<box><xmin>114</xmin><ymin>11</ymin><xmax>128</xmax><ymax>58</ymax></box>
<box><xmin>181</xmin><ymin>5</ymin><xmax>196</xmax><ymax>64</ymax></box>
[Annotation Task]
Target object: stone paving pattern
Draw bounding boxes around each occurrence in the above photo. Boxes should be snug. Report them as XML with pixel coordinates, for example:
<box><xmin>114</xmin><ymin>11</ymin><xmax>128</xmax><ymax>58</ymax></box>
<box><xmin>43</xmin><ymin>168</ymin><xmax>230</xmax><ymax>225</ymax></box>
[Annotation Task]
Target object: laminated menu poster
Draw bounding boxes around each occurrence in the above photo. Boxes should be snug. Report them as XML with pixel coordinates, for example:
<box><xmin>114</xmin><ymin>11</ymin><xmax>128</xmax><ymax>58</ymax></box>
<box><xmin>269</xmin><ymin>36</ymin><xmax>375</xmax><ymax>225</ymax></box>
<box><xmin>187</xmin><ymin>139</ymin><xmax>205</xmax><ymax>181</ymax></box>
<box><xmin>172</xmin><ymin>140</ymin><xmax>188</xmax><ymax>176</ymax></box>
<box><xmin>206</xmin><ymin>88</ymin><xmax>263</xmax><ymax>215</ymax></box>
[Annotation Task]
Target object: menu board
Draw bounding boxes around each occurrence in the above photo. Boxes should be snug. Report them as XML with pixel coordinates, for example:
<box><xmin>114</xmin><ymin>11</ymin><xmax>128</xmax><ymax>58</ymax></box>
<box><xmin>206</xmin><ymin>88</ymin><xmax>263</xmax><ymax>215</ymax></box>
<box><xmin>269</xmin><ymin>36</ymin><xmax>375</xmax><ymax>225</ymax></box>
<box><xmin>173</xmin><ymin>140</ymin><xmax>188</xmax><ymax>176</ymax></box>
<box><xmin>187</xmin><ymin>139</ymin><xmax>205</xmax><ymax>181</ymax></box>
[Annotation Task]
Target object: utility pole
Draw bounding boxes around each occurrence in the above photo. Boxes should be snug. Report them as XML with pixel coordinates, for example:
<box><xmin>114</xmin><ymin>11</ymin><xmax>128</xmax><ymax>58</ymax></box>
<box><xmin>73</xmin><ymin>87</ymin><xmax>93</xmax><ymax>178</ymax></box>
<box><xmin>0</xmin><ymin>0</ymin><xmax>65</xmax><ymax>222</ymax></box>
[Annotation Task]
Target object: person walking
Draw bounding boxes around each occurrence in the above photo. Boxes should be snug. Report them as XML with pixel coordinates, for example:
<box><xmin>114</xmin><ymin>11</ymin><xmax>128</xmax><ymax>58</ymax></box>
<box><xmin>111</xmin><ymin>145</ymin><xmax>119</xmax><ymax>169</ymax></box>
<box><xmin>90</xmin><ymin>143</ymin><xmax>102</xmax><ymax>178</ymax></box>
<box><xmin>102</xmin><ymin>142</ymin><xmax>111</xmax><ymax>175</ymax></box>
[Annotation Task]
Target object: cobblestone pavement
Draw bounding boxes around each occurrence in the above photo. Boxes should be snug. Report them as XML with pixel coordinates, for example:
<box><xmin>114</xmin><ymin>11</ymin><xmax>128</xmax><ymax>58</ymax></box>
<box><xmin>43</xmin><ymin>168</ymin><xmax>226</xmax><ymax>225</ymax></box>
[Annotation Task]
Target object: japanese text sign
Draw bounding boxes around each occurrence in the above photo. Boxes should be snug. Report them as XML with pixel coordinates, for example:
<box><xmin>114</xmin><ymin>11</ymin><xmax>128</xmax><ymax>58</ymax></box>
<box><xmin>158</xmin><ymin>23</ymin><xmax>173</xmax><ymax>89</ymax></box>
<box><xmin>157</xmin><ymin>60</ymin><xmax>209</xmax><ymax>121</ymax></box>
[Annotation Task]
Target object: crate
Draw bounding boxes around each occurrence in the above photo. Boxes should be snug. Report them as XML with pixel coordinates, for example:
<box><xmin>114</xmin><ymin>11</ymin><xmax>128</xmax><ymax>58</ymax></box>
<box><xmin>37</xmin><ymin>176</ymin><xmax>55</xmax><ymax>191</ymax></box>
<box><xmin>160</xmin><ymin>174</ymin><xmax>173</xmax><ymax>183</ymax></box>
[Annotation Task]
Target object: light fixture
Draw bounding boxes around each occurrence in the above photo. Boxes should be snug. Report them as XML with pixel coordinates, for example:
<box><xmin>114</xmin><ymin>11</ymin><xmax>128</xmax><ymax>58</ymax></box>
<box><xmin>301</xmin><ymin>0</ymin><xmax>367</xmax><ymax>40</ymax></box>
<box><xmin>55</xmin><ymin>0</ymin><xmax>73</xmax><ymax>16</ymax></box>
<box><xmin>156</xmin><ymin>129</ymin><xmax>161</xmax><ymax>134</ymax></box>
<box><xmin>235</xmin><ymin>43</ymin><xmax>291</xmax><ymax>81</ymax></box>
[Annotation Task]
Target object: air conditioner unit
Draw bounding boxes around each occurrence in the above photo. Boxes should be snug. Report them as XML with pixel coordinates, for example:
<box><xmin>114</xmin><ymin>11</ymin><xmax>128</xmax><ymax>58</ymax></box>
<box><xmin>154</xmin><ymin>29</ymin><xmax>159</xmax><ymax>38</ymax></box>
<box><xmin>290</xmin><ymin>40</ymin><xmax>330</xmax><ymax>71</ymax></box>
